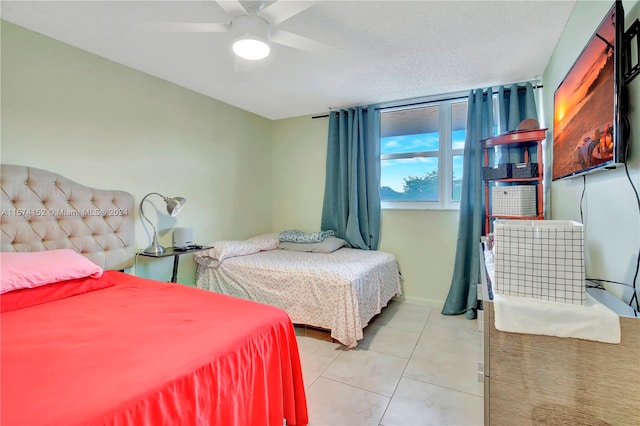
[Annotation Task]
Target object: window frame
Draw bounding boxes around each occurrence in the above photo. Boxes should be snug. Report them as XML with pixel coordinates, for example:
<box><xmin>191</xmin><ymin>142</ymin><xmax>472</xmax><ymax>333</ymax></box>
<box><xmin>380</xmin><ymin>93</ymin><xmax>468</xmax><ymax>211</ymax></box>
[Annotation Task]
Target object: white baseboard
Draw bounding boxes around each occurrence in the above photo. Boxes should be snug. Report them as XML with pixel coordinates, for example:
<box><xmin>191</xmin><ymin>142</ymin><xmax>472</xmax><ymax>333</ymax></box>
<box><xmin>393</xmin><ymin>294</ymin><xmax>444</xmax><ymax>308</ymax></box>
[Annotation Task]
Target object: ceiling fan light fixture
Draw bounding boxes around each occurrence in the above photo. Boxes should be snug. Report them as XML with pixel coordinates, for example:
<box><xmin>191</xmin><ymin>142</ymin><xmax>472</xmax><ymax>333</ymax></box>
<box><xmin>231</xmin><ymin>15</ymin><xmax>271</xmax><ymax>61</ymax></box>
<box><xmin>232</xmin><ymin>36</ymin><xmax>270</xmax><ymax>60</ymax></box>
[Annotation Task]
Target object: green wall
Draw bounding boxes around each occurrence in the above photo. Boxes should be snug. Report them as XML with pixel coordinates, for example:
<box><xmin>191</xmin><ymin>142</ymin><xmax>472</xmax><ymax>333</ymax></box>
<box><xmin>271</xmin><ymin>115</ymin><xmax>460</xmax><ymax>306</ymax></box>
<box><xmin>1</xmin><ymin>21</ymin><xmax>274</xmax><ymax>285</ymax></box>
<box><xmin>542</xmin><ymin>0</ymin><xmax>640</xmax><ymax>304</ymax></box>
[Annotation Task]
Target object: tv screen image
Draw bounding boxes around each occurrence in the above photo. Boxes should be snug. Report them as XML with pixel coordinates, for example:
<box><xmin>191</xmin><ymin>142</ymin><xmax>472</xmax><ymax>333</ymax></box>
<box><xmin>553</xmin><ymin>2</ymin><xmax>625</xmax><ymax>180</ymax></box>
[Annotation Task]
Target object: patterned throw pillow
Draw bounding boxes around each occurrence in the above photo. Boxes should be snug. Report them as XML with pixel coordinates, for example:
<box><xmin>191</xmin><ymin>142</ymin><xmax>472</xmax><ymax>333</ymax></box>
<box><xmin>279</xmin><ymin>229</ymin><xmax>335</xmax><ymax>243</ymax></box>
<box><xmin>279</xmin><ymin>237</ymin><xmax>346</xmax><ymax>253</ymax></box>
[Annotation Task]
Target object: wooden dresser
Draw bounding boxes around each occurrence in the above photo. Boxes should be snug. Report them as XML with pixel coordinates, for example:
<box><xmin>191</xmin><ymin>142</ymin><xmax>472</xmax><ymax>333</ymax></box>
<box><xmin>479</xmin><ymin>246</ymin><xmax>640</xmax><ymax>425</ymax></box>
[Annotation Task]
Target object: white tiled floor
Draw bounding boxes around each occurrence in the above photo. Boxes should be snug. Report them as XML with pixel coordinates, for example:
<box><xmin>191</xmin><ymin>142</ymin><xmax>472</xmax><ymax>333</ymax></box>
<box><xmin>295</xmin><ymin>300</ymin><xmax>483</xmax><ymax>426</ymax></box>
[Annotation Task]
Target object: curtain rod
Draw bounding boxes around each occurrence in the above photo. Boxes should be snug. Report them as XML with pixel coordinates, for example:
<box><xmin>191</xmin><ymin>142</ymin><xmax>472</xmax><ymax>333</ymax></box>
<box><xmin>311</xmin><ymin>84</ymin><xmax>544</xmax><ymax>119</ymax></box>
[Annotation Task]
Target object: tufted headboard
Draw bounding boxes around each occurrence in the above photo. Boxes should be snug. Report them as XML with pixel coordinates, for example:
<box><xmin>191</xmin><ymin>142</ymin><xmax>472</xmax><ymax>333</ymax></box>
<box><xmin>0</xmin><ymin>164</ymin><xmax>135</xmax><ymax>270</ymax></box>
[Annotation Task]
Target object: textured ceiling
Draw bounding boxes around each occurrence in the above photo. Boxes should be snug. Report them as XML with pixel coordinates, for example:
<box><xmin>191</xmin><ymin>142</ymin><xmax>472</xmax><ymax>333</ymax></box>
<box><xmin>1</xmin><ymin>0</ymin><xmax>577</xmax><ymax>120</ymax></box>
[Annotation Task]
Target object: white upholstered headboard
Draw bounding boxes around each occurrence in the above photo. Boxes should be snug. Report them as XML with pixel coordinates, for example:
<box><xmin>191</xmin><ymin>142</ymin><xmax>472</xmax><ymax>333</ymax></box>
<box><xmin>0</xmin><ymin>164</ymin><xmax>135</xmax><ymax>270</ymax></box>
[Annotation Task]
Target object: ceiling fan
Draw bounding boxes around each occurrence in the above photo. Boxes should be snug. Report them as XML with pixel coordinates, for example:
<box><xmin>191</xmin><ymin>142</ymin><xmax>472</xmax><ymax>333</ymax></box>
<box><xmin>140</xmin><ymin>0</ymin><xmax>334</xmax><ymax>67</ymax></box>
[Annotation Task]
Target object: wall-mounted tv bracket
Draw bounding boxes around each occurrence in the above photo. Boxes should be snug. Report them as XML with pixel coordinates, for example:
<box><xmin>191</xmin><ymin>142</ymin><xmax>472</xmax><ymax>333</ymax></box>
<box><xmin>623</xmin><ymin>18</ymin><xmax>639</xmax><ymax>86</ymax></box>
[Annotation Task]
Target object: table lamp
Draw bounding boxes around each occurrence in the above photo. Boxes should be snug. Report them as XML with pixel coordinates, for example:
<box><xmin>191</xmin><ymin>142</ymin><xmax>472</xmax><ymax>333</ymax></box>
<box><xmin>140</xmin><ymin>192</ymin><xmax>186</xmax><ymax>254</ymax></box>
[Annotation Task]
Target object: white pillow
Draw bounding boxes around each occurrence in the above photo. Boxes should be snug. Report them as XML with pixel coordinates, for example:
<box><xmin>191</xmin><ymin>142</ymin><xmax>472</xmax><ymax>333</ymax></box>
<box><xmin>194</xmin><ymin>240</ymin><xmax>260</xmax><ymax>267</ymax></box>
<box><xmin>245</xmin><ymin>233</ymin><xmax>280</xmax><ymax>251</ymax></box>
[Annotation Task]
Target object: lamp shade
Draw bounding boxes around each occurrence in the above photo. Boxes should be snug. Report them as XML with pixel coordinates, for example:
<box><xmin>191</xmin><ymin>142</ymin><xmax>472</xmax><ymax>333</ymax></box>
<box><xmin>231</xmin><ymin>15</ymin><xmax>271</xmax><ymax>61</ymax></box>
<box><xmin>166</xmin><ymin>197</ymin><xmax>186</xmax><ymax>217</ymax></box>
<box><xmin>232</xmin><ymin>37</ymin><xmax>270</xmax><ymax>60</ymax></box>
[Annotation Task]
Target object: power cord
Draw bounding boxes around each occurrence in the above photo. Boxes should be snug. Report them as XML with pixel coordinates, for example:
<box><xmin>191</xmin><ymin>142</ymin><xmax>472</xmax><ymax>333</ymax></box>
<box><xmin>582</xmin><ymin>115</ymin><xmax>639</xmax><ymax>311</ymax></box>
<box><xmin>134</xmin><ymin>251</ymin><xmax>142</xmax><ymax>275</ymax></box>
<box><xmin>580</xmin><ymin>175</ymin><xmax>586</xmax><ymax>224</ymax></box>
<box><xmin>622</xmin><ymin>115</ymin><xmax>639</xmax><ymax>311</ymax></box>
<box><xmin>586</xmin><ymin>278</ymin><xmax>607</xmax><ymax>290</ymax></box>
<box><xmin>587</xmin><ymin>278</ymin><xmax>634</xmax><ymax>288</ymax></box>
<box><xmin>586</xmin><ymin>283</ymin><xmax>606</xmax><ymax>290</ymax></box>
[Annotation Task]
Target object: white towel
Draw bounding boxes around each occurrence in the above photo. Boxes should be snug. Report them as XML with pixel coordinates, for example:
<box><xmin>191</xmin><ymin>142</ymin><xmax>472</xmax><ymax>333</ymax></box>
<box><xmin>493</xmin><ymin>292</ymin><xmax>621</xmax><ymax>344</ymax></box>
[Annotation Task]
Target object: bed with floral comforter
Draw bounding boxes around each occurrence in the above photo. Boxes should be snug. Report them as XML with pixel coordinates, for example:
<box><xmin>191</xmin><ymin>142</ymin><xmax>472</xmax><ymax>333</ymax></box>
<box><xmin>195</xmin><ymin>239</ymin><xmax>401</xmax><ymax>348</ymax></box>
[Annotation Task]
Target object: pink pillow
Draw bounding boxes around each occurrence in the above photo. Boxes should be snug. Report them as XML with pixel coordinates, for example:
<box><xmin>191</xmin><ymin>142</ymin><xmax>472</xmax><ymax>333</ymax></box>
<box><xmin>0</xmin><ymin>249</ymin><xmax>103</xmax><ymax>294</ymax></box>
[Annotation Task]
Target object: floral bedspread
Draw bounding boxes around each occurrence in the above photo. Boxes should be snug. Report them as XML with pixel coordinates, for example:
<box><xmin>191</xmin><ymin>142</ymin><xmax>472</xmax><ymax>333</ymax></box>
<box><xmin>195</xmin><ymin>248</ymin><xmax>401</xmax><ymax>348</ymax></box>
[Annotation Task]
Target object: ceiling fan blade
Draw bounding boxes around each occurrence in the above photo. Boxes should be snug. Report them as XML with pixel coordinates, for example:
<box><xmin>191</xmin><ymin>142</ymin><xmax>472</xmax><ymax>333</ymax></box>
<box><xmin>257</xmin><ymin>1</ymin><xmax>318</xmax><ymax>25</ymax></box>
<box><xmin>136</xmin><ymin>22</ymin><xmax>230</xmax><ymax>33</ymax></box>
<box><xmin>271</xmin><ymin>28</ymin><xmax>336</xmax><ymax>55</ymax></box>
<box><xmin>215</xmin><ymin>0</ymin><xmax>247</xmax><ymax>18</ymax></box>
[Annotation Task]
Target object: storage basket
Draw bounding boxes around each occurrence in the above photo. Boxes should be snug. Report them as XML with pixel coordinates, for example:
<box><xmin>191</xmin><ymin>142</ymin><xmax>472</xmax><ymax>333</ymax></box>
<box><xmin>483</xmin><ymin>164</ymin><xmax>512</xmax><ymax>180</ymax></box>
<box><xmin>512</xmin><ymin>162</ymin><xmax>539</xmax><ymax>179</ymax></box>
<box><xmin>493</xmin><ymin>220</ymin><xmax>585</xmax><ymax>304</ymax></box>
<box><xmin>491</xmin><ymin>185</ymin><xmax>536</xmax><ymax>216</ymax></box>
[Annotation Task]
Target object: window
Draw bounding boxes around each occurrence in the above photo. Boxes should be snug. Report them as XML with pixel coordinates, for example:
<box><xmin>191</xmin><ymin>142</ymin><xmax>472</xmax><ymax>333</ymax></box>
<box><xmin>380</xmin><ymin>98</ymin><xmax>468</xmax><ymax>210</ymax></box>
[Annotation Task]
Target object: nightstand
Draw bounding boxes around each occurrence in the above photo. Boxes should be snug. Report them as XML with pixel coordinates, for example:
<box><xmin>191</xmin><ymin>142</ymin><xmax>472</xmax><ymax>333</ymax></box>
<box><xmin>137</xmin><ymin>246</ymin><xmax>212</xmax><ymax>283</ymax></box>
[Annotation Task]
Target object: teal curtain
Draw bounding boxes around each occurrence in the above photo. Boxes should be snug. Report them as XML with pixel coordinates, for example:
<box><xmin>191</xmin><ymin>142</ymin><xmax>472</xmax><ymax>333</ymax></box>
<box><xmin>442</xmin><ymin>84</ymin><xmax>539</xmax><ymax>318</ymax></box>
<box><xmin>321</xmin><ymin>106</ymin><xmax>381</xmax><ymax>250</ymax></box>
<box><xmin>497</xmin><ymin>83</ymin><xmax>540</xmax><ymax>163</ymax></box>
<box><xmin>442</xmin><ymin>88</ymin><xmax>495</xmax><ymax>319</ymax></box>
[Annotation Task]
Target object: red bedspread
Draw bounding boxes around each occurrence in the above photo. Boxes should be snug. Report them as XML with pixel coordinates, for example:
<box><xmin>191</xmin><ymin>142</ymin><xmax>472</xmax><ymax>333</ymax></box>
<box><xmin>1</xmin><ymin>271</ymin><xmax>308</xmax><ymax>426</ymax></box>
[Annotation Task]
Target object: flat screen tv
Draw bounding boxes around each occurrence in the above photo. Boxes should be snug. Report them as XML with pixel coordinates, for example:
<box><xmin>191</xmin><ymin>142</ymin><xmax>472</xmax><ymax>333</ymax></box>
<box><xmin>552</xmin><ymin>1</ymin><xmax>628</xmax><ymax>181</ymax></box>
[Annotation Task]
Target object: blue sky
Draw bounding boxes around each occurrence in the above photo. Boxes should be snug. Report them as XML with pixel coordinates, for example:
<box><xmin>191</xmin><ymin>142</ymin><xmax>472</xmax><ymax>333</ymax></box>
<box><xmin>381</xmin><ymin>130</ymin><xmax>465</xmax><ymax>192</ymax></box>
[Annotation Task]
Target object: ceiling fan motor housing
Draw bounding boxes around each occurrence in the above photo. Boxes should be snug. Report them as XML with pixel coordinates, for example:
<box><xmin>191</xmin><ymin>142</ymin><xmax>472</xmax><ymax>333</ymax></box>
<box><xmin>232</xmin><ymin>15</ymin><xmax>270</xmax><ymax>44</ymax></box>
